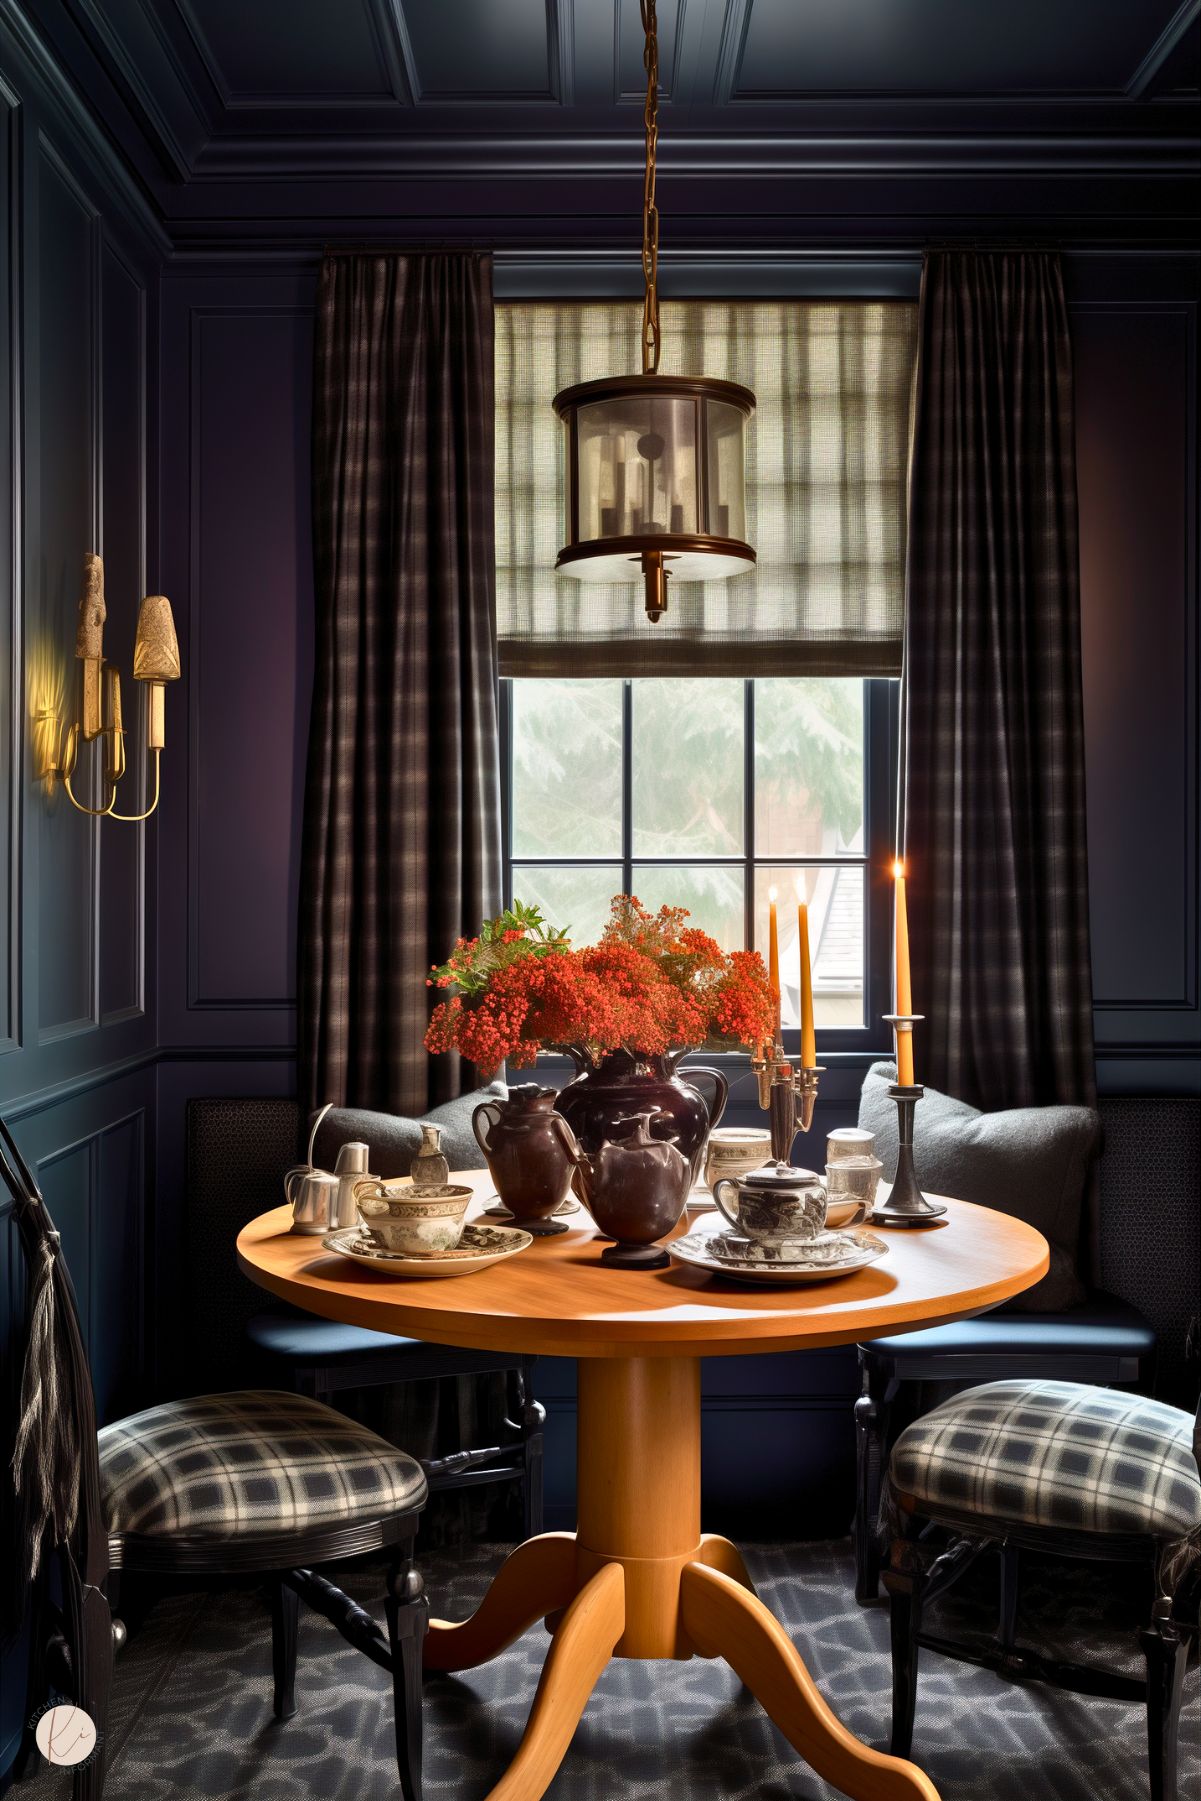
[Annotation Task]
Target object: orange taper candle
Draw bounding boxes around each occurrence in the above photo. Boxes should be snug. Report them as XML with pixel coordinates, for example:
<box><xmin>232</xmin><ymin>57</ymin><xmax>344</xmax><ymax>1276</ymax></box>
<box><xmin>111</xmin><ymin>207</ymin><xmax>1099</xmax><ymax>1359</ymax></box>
<box><xmin>767</xmin><ymin>884</ymin><xmax>781</xmax><ymax>1034</ymax></box>
<box><xmin>796</xmin><ymin>876</ymin><xmax>816</xmax><ymax>1069</ymax></box>
<box><xmin>893</xmin><ymin>860</ymin><xmax>915</xmax><ymax>1085</ymax></box>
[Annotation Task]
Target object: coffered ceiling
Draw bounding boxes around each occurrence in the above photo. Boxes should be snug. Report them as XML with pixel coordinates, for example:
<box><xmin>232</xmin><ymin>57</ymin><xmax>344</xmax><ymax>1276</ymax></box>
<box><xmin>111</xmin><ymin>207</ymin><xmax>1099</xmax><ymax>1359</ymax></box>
<box><xmin>24</xmin><ymin>0</ymin><xmax>1201</xmax><ymax>252</ymax></box>
<box><xmin>57</xmin><ymin>0</ymin><xmax>1201</xmax><ymax>168</ymax></box>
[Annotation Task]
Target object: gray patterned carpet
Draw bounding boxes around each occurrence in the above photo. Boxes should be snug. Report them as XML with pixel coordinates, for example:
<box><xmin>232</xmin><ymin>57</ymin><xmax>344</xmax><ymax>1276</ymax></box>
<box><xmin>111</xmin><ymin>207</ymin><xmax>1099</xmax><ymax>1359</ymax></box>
<box><xmin>23</xmin><ymin>1539</ymin><xmax>1199</xmax><ymax>1801</ymax></box>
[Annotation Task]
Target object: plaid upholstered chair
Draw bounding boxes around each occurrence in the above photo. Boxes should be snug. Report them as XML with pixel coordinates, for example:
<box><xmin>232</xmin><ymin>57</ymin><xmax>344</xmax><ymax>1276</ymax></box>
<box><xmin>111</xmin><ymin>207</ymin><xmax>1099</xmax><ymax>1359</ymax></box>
<box><xmin>2</xmin><ymin>1118</ymin><xmax>429</xmax><ymax>1801</ymax></box>
<box><xmin>882</xmin><ymin>1377</ymin><xmax>1201</xmax><ymax>1801</ymax></box>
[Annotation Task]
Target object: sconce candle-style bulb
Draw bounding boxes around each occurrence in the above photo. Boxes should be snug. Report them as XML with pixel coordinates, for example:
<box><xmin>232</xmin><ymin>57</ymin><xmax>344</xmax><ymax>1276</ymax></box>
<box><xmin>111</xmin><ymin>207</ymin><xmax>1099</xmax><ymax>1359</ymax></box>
<box><xmin>75</xmin><ymin>553</ymin><xmax>106</xmax><ymax>741</ymax></box>
<box><xmin>132</xmin><ymin>593</ymin><xmax>181</xmax><ymax>751</ymax></box>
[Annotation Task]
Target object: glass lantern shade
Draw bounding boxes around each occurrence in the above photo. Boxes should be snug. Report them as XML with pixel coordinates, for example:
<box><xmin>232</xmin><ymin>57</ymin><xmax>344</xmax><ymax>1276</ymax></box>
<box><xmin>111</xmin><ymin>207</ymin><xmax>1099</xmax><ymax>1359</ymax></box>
<box><xmin>552</xmin><ymin>374</ymin><xmax>755</xmax><ymax>616</ymax></box>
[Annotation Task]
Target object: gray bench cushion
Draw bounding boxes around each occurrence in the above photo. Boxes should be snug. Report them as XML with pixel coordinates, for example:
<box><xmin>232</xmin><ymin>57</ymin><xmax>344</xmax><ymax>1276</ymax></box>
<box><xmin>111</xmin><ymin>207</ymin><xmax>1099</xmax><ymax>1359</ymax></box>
<box><xmin>311</xmin><ymin>1082</ymin><xmax>506</xmax><ymax>1178</ymax></box>
<box><xmin>890</xmin><ymin>1378</ymin><xmax>1200</xmax><ymax>1542</ymax></box>
<box><xmin>860</xmin><ymin>1061</ymin><xmax>1099</xmax><ymax>1311</ymax></box>
<box><xmin>99</xmin><ymin>1390</ymin><xmax>427</xmax><ymax>1538</ymax></box>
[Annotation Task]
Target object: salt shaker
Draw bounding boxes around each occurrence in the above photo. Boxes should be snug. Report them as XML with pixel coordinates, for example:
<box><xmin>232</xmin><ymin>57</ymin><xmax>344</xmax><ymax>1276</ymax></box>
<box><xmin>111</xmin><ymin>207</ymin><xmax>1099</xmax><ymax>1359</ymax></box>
<box><xmin>332</xmin><ymin>1140</ymin><xmax>371</xmax><ymax>1229</ymax></box>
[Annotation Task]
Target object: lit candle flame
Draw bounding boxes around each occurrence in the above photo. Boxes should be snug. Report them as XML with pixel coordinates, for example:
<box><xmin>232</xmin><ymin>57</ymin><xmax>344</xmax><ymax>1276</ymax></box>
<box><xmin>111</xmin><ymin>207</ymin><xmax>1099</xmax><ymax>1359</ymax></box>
<box><xmin>768</xmin><ymin>883</ymin><xmax>778</xmax><ymax>902</ymax></box>
<box><xmin>794</xmin><ymin>873</ymin><xmax>805</xmax><ymax>900</ymax></box>
<box><xmin>893</xmin><ymin>859</ymin><xmax>904</xmax><ymax>879</ymax></box>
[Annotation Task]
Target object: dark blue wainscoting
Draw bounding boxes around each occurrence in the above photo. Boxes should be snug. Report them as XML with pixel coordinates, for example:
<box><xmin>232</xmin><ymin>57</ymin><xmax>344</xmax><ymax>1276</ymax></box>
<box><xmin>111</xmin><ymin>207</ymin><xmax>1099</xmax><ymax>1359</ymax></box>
<box><xmin>0</xmin><ymin>5</ymin><xmax>163</xmax><ymax>1774</ymax></box>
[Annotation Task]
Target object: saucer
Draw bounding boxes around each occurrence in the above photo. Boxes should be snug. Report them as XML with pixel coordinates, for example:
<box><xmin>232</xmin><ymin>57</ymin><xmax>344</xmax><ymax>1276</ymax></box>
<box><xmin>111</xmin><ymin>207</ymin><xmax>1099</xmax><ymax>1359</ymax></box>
<box><xmin>322</xmin><ymin>1223</ymin><xmax>532</xmax><ymax>1278</ymax></box>
<box><xmin>667</xmin><ymin>1226</ymin><xmax>888</xmax><ymax>1286</ymax></box>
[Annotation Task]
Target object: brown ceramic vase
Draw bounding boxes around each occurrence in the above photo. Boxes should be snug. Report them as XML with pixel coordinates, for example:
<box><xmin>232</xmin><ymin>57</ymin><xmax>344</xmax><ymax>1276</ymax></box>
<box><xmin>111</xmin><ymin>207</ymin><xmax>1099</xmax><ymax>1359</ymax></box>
<box><xmin>553</xmin><ymin>1049</ymin><xmax>729</xmax><ymax>1186</ymax></box>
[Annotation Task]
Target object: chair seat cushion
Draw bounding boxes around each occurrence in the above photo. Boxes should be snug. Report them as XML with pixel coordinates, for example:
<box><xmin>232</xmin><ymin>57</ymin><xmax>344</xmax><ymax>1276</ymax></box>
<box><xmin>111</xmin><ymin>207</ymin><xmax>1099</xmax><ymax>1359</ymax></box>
<box><xmin>99</xmin><ymin>1390</ymin><xmax>427</xmax><ymax>1540</ymax></box>
<box><xmin>863</xmin><ymin>1295</ymin><xmax>1154</xmax><ymax>1363</ymax></box>
<box><xmin>890</xmin><ymin>1378</ymin><xmax>1200</xmax><ymax>1541</ymax></box>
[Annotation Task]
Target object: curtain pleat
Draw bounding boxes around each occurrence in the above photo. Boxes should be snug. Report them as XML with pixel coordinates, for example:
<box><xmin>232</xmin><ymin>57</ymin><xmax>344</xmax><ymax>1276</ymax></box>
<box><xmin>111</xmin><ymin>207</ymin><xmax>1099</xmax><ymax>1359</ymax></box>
<box><xmin>901</xmin><ymin>251</ymin><xmax>1096</xmax><ymax>1115</ymax></box>
<box><xmin>300</xmin><ymin>254</ymin><xmax>502</xmax><ymax>1115</ymax></box>
<box><xmin>496</xmin><ymin>300</ymin><xmax>917</xmax><ymax>676</ymax></box>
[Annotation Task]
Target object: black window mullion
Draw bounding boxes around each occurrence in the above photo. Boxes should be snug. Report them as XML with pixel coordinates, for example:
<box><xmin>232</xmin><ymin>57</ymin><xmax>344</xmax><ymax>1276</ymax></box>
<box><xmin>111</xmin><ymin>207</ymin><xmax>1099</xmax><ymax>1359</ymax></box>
<box><xmin>743</xmin><ymin>677</ymin><xmax>755</xmax><ymax>958</ymax></box>
<box><xmin>500</xmin><ymin>678</ymin><xmax>514</xmax><ymax>908</ymax></box>
<box><xmin>622</xmin><ymin>679</ymin><xmax>634</xmax><ymax>898</ymax></box>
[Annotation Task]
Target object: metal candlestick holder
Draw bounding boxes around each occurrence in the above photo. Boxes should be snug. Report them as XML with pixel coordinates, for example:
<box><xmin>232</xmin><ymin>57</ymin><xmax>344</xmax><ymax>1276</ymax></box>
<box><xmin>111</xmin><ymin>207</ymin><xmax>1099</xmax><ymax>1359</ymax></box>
<box><xmin>871</xmin><ymin>1014</ymin><xmax>946</xmax><ymax>1225</ymax></box>
<box><xmin>750</xmin><ymin>1037</ymin><xmax>824</xmax><ymax>1167</ymax></box>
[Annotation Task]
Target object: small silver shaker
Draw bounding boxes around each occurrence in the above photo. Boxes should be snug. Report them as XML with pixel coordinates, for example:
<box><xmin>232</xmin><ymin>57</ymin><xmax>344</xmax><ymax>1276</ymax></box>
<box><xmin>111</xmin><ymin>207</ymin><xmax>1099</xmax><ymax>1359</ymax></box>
<box><xmin>410</xmin><ymin>1122</ymin><xmax>450</xmax><ymax>1188</ymax></box>
<box><xmin>332</xmin><ymin>1140</ymin><xmax>371</xmax><ymax>1229</ymax></box>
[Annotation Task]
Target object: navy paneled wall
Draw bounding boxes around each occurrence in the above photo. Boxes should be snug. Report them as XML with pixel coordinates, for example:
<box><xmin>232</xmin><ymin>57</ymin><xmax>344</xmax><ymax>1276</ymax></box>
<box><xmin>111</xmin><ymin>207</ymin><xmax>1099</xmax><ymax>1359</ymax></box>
<box><xmin>0</xmin><ymin>11</ymin><xmax>161</xmax><ymax>1772</ymax></box>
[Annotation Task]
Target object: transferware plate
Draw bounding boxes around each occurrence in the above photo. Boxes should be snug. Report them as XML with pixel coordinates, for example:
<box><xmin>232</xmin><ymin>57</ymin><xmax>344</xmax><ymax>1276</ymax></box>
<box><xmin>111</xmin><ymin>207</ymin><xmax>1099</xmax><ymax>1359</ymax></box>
<box><xmin>322</xmin><ymin>1222</ymin><xmax>533</xmax><ymax>1278</ymax></box>
<box><xmin>667</xmin><ymin>1226</ymin><xmax>888</xmax><ymax>1285</ymax></box>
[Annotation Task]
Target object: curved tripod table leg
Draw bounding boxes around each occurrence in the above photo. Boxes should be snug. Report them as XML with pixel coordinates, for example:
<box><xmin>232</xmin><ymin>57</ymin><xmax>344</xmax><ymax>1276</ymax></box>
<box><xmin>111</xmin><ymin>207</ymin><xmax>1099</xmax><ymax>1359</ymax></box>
<box><xmin>696</xmin><ymin>1533</ymin><xmax>757</xmax><ymax>1594</ymax></box>
<box><xmin>424</xmin><ymin>1532</ymin><xmax>578</xmax><ymax>1673</ymax></box>
<box><xmin>483</xmin><ymin>1562</ymin><xmax>625</xmax><ymax>1801</ymax></box>
<box><xmin>680</xmin><ymin>1563</ymin><xmax>940</xmax><ymax>1801</ymax></box>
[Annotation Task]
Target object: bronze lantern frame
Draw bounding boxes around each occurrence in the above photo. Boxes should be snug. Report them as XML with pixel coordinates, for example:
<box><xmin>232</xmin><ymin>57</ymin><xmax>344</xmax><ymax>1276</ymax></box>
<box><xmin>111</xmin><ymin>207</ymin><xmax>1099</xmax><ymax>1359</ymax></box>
<box><xmin>551</xmin><ymin>2</ymin><xmax>756</xmax><ymax>623</ymax></box>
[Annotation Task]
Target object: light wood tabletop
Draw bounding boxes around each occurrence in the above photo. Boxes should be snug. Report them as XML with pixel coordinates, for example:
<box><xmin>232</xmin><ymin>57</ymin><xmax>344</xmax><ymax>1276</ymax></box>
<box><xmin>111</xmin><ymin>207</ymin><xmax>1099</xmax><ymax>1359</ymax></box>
<box><xmin>237</xmin><ymin>1174</ymin><xmax>1048</xmax><ymax>1801</ymax></box>
<box><xmin>236</xmin><ymin>1171</ymin><xmax>1050</xmax><ymax>1361</ymax></box>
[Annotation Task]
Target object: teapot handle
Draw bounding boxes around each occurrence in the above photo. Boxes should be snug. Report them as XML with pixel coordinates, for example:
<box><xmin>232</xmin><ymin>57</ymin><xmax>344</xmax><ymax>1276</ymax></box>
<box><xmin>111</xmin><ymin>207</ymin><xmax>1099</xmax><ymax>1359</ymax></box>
<box><xmin>711</xmin><ymin>1177</ymin><xmax>741</xmax><ymax>1232</ymax></box>
<box><xmin>283</xmin><ymin>1164</ymin><xmax>309</xmax><ymax>1207</ymax></box>
<box><xmin>471</xmin><ymin>1100</ymin><xmax>502</xmax><ymax>1158</ymax></box>
<box><xmin>688</xmin><ymin>1065</ymin><xmax>730</xmax><ymax>1131</ymax></box>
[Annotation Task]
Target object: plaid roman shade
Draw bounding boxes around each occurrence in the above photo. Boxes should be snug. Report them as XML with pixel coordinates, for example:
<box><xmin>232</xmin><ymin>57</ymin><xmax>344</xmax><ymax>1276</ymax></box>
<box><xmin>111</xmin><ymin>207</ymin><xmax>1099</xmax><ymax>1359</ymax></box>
<box><xmin>890</xmin><ymin>1380</ymin><xmax>1201</xmax><ymax>1545</ymax></box>
<box><xmin>99</xmin><ymin>1391</ymin><xmax>427</xmax><ymax>1539</ymax></box>
<box><xmin>496</xmin><ymin>300</ymin><xmax>917</xmax><ymax>676</ymax></box>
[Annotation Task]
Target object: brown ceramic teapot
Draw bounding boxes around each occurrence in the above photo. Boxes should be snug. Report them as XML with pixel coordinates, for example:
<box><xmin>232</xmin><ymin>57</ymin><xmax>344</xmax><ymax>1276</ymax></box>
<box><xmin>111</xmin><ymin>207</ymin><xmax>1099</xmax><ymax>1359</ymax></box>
<box><xmin>571</xmin><ymin>1111</ymin><xmax>692</xmax><ymax>1269</ymax></box>
<box><xmin>472</xmin><ymin>1084</ymin><xmax>580</xmax><ymax>1237</ymax></box>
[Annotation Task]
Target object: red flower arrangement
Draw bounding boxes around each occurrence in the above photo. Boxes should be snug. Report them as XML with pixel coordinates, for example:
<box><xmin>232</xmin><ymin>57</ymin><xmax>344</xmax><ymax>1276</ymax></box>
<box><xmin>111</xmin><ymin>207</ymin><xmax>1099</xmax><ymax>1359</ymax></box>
<box><xmin>425</xmin><ymin>895</ymin><xmax>775</xmax><ymax>1076</ymax></box>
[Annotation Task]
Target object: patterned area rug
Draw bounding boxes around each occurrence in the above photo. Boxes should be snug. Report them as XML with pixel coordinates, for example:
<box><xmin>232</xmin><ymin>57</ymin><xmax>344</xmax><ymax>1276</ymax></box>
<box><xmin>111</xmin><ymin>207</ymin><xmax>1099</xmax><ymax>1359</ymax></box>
<box><xmin>23</xmin><ymin>1539</ymin><xmax>1198</xmax><ymax>1800</ymax></box>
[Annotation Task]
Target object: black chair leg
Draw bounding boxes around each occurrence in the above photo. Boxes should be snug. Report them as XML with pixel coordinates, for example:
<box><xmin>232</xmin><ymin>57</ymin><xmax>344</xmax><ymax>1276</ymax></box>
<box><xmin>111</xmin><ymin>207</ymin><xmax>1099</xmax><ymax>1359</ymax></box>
<box><xmin>853</xmin><ymin>1354</ymin><xmax>897</xmax><ymax>1603</ymax></box>
<box><xmin>998</xmin><ymin>1542</ymin><xmax>1020</xmax><ymax>1652</ymax></box>
<box><xmin>516</xmin><ymin>1356</ymin><xmax>546</xmax><ymax>1539</ymax></box>
<box><xmin>385</xmin><ymin>1542</ymin><xmax>429</xmax><ymax>1801</ymax></box>
<box><xmin>882</xmin><ymin>1539</ymin><xmax>923</xmax><ymax>1760</ymax></box>
<box><xmin>1142</xmin><ymin>1610</ymin><xmax>1189</xmax><ymax>1801</ymax></box>
<box><xmin>270</xmin><ymin>1576</ymin><xmax>300</xmax><ymax>1720</ymax></box>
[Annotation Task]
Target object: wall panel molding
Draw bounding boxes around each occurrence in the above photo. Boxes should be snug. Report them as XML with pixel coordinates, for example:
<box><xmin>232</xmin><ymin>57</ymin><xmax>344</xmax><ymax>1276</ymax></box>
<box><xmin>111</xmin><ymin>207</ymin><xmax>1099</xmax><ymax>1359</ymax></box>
<box><xmin>1075</xmin><ymin>295</ymin><xmax>1199</xmax><ymax>1081</ymax></box>
<box><xmin>0</xmin><ymin>81</ymin><xmax>20</xmax><ymax>1057</ymax></box>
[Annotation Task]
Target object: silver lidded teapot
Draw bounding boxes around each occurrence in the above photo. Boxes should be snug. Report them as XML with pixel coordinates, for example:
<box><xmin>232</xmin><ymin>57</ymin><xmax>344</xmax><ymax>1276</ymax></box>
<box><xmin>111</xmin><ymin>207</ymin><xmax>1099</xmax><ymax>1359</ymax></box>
<box><xmin>711</xmin><ymin>1162</ymin><xmax>828</xmax><ymax>1245</ymax></box>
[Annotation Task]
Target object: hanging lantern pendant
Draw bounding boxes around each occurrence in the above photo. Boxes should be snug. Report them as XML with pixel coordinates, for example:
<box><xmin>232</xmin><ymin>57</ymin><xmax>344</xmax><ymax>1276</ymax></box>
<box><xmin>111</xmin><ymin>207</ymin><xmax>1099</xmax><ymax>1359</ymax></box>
<box><xmin>552</xmin><ymin>0</ymin><xmax>755</xmax><ymax>623</ymax></box>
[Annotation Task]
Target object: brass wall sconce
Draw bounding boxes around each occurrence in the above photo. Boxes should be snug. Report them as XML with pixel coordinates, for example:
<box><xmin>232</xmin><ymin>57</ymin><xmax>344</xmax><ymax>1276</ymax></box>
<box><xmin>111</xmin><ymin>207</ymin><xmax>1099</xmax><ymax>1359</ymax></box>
<box><xmin>37</xmin><ymin>552</ymin><xmax>180</xmax><ymax>821</ymax></box>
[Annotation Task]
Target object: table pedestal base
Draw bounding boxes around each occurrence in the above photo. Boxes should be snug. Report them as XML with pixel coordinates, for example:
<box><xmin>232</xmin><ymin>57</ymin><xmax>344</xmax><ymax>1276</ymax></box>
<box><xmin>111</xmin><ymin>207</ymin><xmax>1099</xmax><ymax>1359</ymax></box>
<box><xmin>425</xmin><ymin>1356</ymin><xmax>939</xmax><ymax>1801</ymax></box>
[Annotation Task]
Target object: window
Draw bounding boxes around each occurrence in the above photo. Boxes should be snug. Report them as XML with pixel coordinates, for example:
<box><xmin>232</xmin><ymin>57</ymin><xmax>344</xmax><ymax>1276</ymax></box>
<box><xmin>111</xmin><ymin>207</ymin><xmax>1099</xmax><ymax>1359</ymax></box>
<box><xmin>501</xmin><ymin>675</ymin><xmax>898</xmax><ymax>1053</ymax></box>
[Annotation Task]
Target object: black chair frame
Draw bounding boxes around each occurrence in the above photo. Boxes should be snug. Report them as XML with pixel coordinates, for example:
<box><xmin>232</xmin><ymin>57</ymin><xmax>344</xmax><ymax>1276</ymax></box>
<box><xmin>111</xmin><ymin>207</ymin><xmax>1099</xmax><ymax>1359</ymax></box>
<box><xmin>271</xmin><ymin>1335</ymin><xmax>546</xmax><ymax>1541</ymax></box>
<box><xmin>854</xmin><ymin>1325</ymin><xmax>1151</xmax><ymax>1602</ymax></box>
<box><xmin>883</xmin><ymin>1427</ymin><xmax>1201</xmax><ymax>1801</ymax></box>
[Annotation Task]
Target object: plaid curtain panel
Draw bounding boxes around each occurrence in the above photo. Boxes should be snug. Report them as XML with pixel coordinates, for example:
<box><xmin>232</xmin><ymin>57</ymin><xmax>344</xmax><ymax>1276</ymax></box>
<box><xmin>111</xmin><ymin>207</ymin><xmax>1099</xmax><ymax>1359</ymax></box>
<box><xmin>901</xmin><ymin>251</ymin><xmax>1096</xmax><ymax>1114</ymax></box>
<box><xmin>99</xmin><ymin>1392</ymin><xmax>427</xmax><ymax>1538</ymax></box>
<box><xmin>890</xmin><ymin>1379</ymin><xmax>1201</xmax><ymax>1546</ymax></box>
<box><xmin>300</xmin><ymin>252</ymin><xmax>502</xmax><ymax>1116</ymax></box>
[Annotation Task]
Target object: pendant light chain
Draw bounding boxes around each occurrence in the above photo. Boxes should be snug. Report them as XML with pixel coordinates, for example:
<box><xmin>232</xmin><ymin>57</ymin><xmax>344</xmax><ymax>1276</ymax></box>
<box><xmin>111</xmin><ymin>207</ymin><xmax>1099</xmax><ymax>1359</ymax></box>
<box><xmin>640</xmin><ymin>0</ymin><xmax>661</xmax><ymax>377</ymax></box>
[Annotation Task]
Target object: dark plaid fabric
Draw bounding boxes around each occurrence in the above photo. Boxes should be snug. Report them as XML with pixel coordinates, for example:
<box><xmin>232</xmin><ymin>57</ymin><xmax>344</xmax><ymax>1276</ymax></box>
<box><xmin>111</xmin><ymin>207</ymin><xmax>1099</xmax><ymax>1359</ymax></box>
<box><xmin>890</xmin><ymin>1379</ymin><xmax>1201</xmax><ymax>1546</ymax></box>
<box><xmin>99</xmin><ymin>1391</ymin><xmax>427</xmax><ymax>1539</ymax></box>
<box><xmin>300</xmin><ymin>252</ymin><xmax>502</xmax><ymax>1116</ymax></box>
<box><xmin>901</xmin><ymin>252</ymin><xmax>1096</xmax><ymax>1114</ymax></box>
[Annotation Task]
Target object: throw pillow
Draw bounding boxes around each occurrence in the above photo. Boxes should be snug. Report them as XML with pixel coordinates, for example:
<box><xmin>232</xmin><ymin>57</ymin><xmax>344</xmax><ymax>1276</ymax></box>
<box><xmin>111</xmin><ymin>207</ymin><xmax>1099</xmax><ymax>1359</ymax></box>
<box><xmin>858</xmin><ymin>1062</ymin><xmax>1099</xmax><ymax>1311</ymax></box>
<box><xmin>312</xmin><ymin>1081</ymin><xmax>508</xmax><ymax>1178</ymax></box>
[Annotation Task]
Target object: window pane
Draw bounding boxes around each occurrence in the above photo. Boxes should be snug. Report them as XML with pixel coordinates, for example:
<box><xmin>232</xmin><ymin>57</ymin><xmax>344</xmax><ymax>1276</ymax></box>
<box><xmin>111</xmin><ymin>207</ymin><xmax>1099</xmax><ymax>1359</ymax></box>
<box><xmin>754</xmin><ymin>678</ymin><xmax>864</xmax><ymax>857</ymax></box>
<box><xmin>511</xmin><ymin>681</ymin><xmax>622</xmax><ymax>858</ymax></box>
<box><xmin>753</xmin><ymin>866</ymin><xmax>865</xmax><ymax>1029</ymax></box>
<box><xmin>509</xmin><ymin>866</ymin><xmax>620</xmax><ymax>947</ymax></box>
<box><xmin>632</xmin><ymin>679</ymin><xmax>744</xmax><ymax>857</ymax></box>
<box><xmin>631</xmin><ymin>866</ymin><xmax>745</xmax><ymax>953</ymax></box>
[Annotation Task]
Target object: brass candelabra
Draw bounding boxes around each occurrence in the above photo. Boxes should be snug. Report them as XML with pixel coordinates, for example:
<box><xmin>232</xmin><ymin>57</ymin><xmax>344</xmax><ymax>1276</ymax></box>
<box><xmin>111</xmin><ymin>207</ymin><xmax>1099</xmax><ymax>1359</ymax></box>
<box><xmin>750</xmin><ymin>1036</ymin><xmax>824</xmax><ymax>1167</ymax></box>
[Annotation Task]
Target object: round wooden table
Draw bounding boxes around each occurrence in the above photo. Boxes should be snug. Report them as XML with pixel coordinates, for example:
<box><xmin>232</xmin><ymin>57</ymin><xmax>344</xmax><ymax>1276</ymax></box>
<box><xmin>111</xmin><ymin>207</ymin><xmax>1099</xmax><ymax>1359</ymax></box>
<box><xmin>238</xmin><ymin>1175</ymin><xmax>1048</xmax><ymax>1801</ymax></box>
